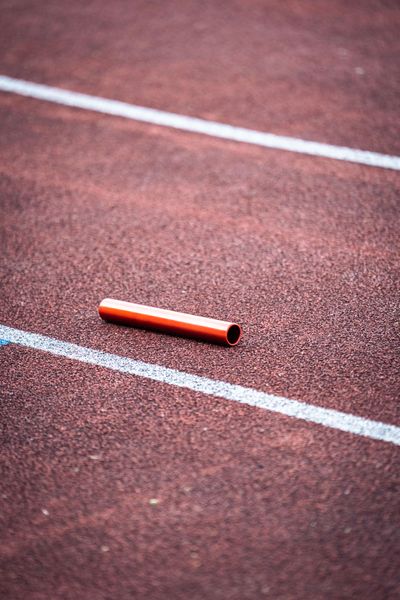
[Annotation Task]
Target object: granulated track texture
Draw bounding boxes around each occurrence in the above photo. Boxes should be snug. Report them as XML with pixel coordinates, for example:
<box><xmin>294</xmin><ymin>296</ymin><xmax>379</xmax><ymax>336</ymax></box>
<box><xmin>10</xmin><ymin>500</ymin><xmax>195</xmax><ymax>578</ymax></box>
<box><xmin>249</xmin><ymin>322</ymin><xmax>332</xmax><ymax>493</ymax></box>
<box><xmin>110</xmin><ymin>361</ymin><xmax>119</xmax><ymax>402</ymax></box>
<box><xmin>0</xmin><ymin>1</ymin><xmax>399</xmax><ymax>599</ymax></box>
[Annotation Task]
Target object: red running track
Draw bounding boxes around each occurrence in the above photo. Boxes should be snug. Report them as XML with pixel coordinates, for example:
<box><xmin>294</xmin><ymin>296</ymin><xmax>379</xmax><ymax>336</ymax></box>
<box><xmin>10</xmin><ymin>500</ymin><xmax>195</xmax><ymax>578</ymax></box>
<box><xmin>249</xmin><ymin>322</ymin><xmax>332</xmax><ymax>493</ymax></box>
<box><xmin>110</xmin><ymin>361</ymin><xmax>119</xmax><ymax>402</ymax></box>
<box><xmin>1</xmin><ymin>1</ymin><xmax>400</xmax><ymax>599</ymax></box>
<box><xmin>1</xmin><ymin>0</ymin><xmax>400</xmax><ymax>154</ymax></box>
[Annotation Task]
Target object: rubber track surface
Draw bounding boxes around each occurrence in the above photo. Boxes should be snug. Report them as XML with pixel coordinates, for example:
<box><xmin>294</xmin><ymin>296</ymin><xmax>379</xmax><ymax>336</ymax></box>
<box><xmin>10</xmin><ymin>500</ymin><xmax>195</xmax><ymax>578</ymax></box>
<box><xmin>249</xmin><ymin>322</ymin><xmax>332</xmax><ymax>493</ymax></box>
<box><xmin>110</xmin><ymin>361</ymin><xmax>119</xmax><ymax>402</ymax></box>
<box><xmin>1</xmin><ymin>1</ymin><xmax>400</xmax><ymax>599</ymax></box>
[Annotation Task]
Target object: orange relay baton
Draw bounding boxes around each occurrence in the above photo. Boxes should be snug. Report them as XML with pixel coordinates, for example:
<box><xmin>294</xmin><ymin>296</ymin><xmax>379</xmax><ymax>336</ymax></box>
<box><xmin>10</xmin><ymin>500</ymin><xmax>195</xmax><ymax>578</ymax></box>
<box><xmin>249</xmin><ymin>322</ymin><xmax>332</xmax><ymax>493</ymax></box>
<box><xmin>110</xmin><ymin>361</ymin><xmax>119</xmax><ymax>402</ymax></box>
<box><xmin>98</xmin><ymin>298</ymin><xmax>242</xmax><ymax>346</ymax></box>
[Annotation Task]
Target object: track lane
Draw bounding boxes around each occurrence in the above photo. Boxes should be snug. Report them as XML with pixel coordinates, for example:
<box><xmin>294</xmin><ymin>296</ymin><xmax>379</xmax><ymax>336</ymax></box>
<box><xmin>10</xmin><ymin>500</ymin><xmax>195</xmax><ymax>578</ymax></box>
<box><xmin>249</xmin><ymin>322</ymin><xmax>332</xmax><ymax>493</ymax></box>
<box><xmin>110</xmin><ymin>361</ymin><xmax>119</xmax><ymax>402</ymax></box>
<box><xmin>1</xmin><ymin>95</ymin><xmax>399</xmax><ymax>425</ymax></box>
<box><xmin>1</xmin><ymin>344</ymin><xmax>399</xmax><ymax>600</ymax></box>
<box><xmin>0</xmin><ymin>0</ymin><xmax>399</xmax><ymax>154</ymax></box>
<box><xmin>2</xmin><ymin>324</ymin><xmax>399</xmax><ymax>445</ymax></box>
<box><xmin>1</xmin><ymin>3</ymin><xmax>400</xmax><ymax>593</ymax></box>
<box><xmin>2</xmin><ymin>75</ymin><xmax>399</xmax><ymax>170</ymax></box>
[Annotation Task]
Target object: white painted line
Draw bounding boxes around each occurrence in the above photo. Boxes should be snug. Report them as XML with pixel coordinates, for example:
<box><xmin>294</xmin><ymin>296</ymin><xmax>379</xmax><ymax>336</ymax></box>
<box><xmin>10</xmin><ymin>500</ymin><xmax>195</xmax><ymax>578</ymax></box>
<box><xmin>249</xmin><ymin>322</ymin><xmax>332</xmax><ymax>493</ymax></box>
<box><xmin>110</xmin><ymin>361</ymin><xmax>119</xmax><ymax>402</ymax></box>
<box><xmin>1</xmin><ymin>323</ymin><xmax>399</xmax><ymax>446</ymax></box>
<box><xmin>1</xmin><ymin>75</ymin><xmax>399</xmax><ymax>171</ymax></box>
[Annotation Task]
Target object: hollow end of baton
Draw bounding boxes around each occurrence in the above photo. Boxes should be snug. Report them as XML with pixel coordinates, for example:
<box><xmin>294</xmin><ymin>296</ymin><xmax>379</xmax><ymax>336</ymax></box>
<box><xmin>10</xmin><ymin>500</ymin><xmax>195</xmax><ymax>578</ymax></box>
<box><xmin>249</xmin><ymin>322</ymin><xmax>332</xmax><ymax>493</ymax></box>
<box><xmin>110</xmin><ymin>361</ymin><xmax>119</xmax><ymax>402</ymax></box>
<box><xmin>98</xmin><ymin>298</ymin><xmax>242</xmax><ymax>346</ymax></box>
<box><xmin>225</xmin><ymin>323</ymin><xmax>242</xmax><ymax>346</ymax></box>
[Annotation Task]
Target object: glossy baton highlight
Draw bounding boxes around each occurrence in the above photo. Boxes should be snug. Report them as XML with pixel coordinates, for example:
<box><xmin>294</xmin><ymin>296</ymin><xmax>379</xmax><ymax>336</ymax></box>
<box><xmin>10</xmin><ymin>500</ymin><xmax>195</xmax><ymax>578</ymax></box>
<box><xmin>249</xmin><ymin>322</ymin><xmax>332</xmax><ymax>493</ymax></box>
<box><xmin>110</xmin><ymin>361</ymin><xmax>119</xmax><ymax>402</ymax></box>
<box><xmin>98</xmin><ymin>299</ymin><xmax>242</xmax><ymax>346</ymax></box>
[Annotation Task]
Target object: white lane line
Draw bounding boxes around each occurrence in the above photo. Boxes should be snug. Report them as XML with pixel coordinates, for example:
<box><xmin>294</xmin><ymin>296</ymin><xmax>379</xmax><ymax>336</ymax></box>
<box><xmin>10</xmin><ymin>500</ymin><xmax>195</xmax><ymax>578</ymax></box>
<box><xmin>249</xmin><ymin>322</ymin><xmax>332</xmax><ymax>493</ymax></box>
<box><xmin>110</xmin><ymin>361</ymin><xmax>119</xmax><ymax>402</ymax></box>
<box><xmin>1</xmin><ymin>75</ymin><xmax>399</xmax><ymax>171</ymax></box>
<box><xmin>1</xmin><ymin>323</ymin><xmax>399</xmax><ymax>446</ymax></box>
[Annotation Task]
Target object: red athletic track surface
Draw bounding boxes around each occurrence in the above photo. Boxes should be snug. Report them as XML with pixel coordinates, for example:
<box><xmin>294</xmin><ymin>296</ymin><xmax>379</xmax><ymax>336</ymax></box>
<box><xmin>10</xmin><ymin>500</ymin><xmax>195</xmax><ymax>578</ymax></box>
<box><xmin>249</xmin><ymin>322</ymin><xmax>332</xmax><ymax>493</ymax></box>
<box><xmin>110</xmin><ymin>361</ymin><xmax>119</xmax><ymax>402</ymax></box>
<box><xmin>1</xmin><ymin>0</ymin><xmax>400</xmax><ymax>154</ymax></box>
<box><xmin>0</xmin><ymin>1</ymin><xmax>399</xmax><ymax>599</ymax></box>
